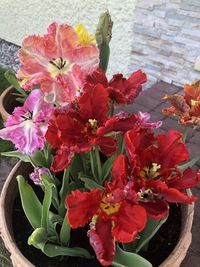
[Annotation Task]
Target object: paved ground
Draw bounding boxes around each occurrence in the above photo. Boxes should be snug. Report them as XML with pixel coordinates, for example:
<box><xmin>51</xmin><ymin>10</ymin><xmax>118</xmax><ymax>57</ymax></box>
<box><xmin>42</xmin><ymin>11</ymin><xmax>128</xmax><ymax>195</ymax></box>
<box><xmin>0</xmin><ymin>81</ymin><xmax>200</xmax><ymax>266</ymax></box>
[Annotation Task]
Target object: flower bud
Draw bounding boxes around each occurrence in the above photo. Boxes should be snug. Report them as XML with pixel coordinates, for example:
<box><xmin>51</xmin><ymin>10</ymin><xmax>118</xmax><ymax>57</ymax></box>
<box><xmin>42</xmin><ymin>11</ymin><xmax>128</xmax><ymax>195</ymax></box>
<box><xmin>29</xmin><ymin>167</ymin><xmax>49</xmax><ymax>185</ymax></box>
<box><xmin>95</xmin><ymin>10</ymin><xmax>113</xmax><ymax>47</ymax></box>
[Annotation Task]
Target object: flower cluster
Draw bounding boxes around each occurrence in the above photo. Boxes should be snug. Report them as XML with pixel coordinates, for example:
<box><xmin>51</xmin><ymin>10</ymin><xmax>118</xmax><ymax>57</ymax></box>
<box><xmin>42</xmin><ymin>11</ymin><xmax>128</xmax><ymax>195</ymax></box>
<box><xmin>0</xmin><ymin>12</ymin><xmax>200</xmax><ymax>267</ymax></box>
<box><xmin>163</xmin><ymin>80</ymin><xmax>200</xmax><ymax>128</ymax></box>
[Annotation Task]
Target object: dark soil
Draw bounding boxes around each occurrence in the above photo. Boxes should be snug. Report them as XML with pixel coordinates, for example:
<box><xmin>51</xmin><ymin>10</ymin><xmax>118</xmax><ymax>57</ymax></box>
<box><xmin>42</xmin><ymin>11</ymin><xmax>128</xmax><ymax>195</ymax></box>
<box><xmin>12</xmin><ymin>190</ymin><xmax>181</xmax><ymax>267</ymax></box>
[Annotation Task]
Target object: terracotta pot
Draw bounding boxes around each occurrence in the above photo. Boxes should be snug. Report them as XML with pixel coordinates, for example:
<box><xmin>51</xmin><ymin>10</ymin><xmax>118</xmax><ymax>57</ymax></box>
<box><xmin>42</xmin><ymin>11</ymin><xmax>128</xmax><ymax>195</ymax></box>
<box><xmin>0</xmin><ymin>161</ymin><xmax>194</xmax><ymax>267</ymax></box>
<box><xmin>0</xmin><ymin>86</ymin><xmax>15</xmax><ymax>121</ymax></box>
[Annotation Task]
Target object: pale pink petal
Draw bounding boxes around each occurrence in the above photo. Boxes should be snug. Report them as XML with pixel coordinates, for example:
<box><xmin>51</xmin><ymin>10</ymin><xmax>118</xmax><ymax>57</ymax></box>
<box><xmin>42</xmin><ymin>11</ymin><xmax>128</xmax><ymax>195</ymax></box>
<box><xmin>73</xmin><ymin>45</ymin><xmax>99</xmax><ymax>72</ymax></box>
<box><xmin>45</xmin><ymin>22</ymin><xmax>78</xmax><ymax>59</ymax></box>
<box><xmin>41</xmin><ymin>79</ymin><xmax>76</xmax><ymax>107</ymax></box>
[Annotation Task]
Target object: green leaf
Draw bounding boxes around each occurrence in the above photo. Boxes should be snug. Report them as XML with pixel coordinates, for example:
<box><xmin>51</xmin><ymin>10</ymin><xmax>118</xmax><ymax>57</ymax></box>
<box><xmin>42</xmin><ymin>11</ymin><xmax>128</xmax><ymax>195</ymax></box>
<box><xmin>60</xmin><ymin>216</ymin><xmax>71</xmax><ymax>246</ymax></box>
<box><xmin>179</xmin><ymin>153</ymin><xmax>200</xmax><ymax>172</ymax></box>
<box><xmin>28</xmin><ymin>227</ymin><xmax>48</xmax><ymax>250</ymax></box>
<box><xmin>133</xmin><ymin>216</ymin><xmax>168</xmax><ymax>253</ymax></box>
<box><xmin>32</xmin><ymin>150</ymin><xmax>49</xmax><ymax>167</ymax></box>
<box><xmin>28</xmin><ymin>227</ymin><xmax>91</xmax><ymax>259</ymax></box>
<box><xmin>1</xmin><ymin>150</ymin><xmax>48</xmax><ymax>167</ymax></box>
<box><xmin>41</xmin><ymin>182</ymin><xmax>54</xmax><ymax>233</ymax></box>
<box><xmin>1</xmin><ymin>150</ymin><xmax>30</xmax><ymax>162</ymax></box>
<box><xmin>102</xmin><ymin>154</ymin><xmax>117</xmax><ymax>181</ymax></box>
<box><xmin>70</xmin><ymin>154</ymin><xmax>84</xmax><ymax>182</ymax></box>
<box><xmin>42</xmin><ymin>244</ymin><xmax>92</xmax><ymax>259</ymax></box>
<box><xmin>4</xmin><ymin>70</ymin><xmax>26</xmax><ymax>96</ymax></box>
<box><xmin>17</xmin><ymin>175</ymin><xmax>42</xmax><ymax>229</ymax></box>
<box><xmin>80</xmin><ymin>177</ymin><xmax>104</xmax><ymax>190</ymax></box>
<box><xmin>0</xmin><ymin>66</ymin><xmax>10</xmax><ymax>93</ymax></box>
<box><xmin>58</xmin><ymin>168</ymin><xmax>70</xmax><ymax>217</ymax></box>
<box><xmin>112</xmin><ymin>246</ymin><xmax>152</xmax><ymax>267</ymax></box>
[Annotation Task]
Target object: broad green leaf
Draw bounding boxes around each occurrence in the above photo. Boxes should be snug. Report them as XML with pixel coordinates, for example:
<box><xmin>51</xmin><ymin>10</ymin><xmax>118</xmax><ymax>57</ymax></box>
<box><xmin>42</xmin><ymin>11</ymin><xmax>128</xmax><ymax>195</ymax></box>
<box><xmin>28</xmin><ymin>227</ymin><xmax>47</xmax><ymax>250</ymax></box>
<box><xmin>42</xmin><ymin>174</ymin><xmax>59</xmax><ymax>210</ymax></box>
<box><xmin>42</xmin><ymin>243</ymin><xmax>92</xmax><ymax>259</ymax></box>
<box><xmin>17</xmin><ymin>175</ymin><xmax>42</xmax><ymax>229</ymax></box>
<box><xmin>0</xmin><ymin>66</ymin><xmax>10</xmax><ymax>93</ymax></box>
<box><xmin>60</xmin><ymin>215</ymin><xmax>71</xmax><ymax>246</ymax></box>
<box><xmin>59</xmin><ymin>168</ymin><xmax>70</xmax><ymax>218</ymax></box>
<box><xmin>135</xmin><ymin>216</ymin><xmax>168</xmax><ymax>253</ymax></box>
<box><xmin>80</xmin><ymin>177</ymin><xmax>104</xmax><ymax>190</ymax></box>
<box><xmin>1</xmin><ymin>150</ymin><xmax>30</xmax><ymax>162</ymax></box>
<box><xmin>102</xmin><ymin>154</ymin><xmax>117</xmax><ymax>181</ymax></box>
<box><xmin>41</xmin><ymin>182</ymin><xmax>54</xmax><ymax>233</ymax></box>
<box><xmin>112</xmin><ymin>246</ymin><xmax>152</xmax><ymax>267</ymax></box>
<box><xmin>179</xmin><ymin>153</ymin><xmax>200</xmax><ymax>172</ymax></box>
<box><xmin>32</xmin><ymin>150</ymin><xmax>49</xmax><ymax>167</ymax></box>
<box><xmin>1</xmin><ymin>150</ymin><xmax>48</xmax><ymax>167</ymax></box>
<box><xmin>4</xmin><ymin>70</ymin><xmax>26</xmax><ymax>96</ymax></box>
<box><xmin>70</xmin><ymin>154</ymin><xmax>84</xmax><ymax>180</ymax></box>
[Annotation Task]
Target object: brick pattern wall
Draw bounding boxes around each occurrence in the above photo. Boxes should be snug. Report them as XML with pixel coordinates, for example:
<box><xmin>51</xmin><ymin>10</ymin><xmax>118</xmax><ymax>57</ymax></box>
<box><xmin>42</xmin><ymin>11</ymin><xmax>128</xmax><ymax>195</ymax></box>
<box><xmin>129</xmin><ymin>0</ymin><xmax>200</xmax><ymax>87</ymax></box>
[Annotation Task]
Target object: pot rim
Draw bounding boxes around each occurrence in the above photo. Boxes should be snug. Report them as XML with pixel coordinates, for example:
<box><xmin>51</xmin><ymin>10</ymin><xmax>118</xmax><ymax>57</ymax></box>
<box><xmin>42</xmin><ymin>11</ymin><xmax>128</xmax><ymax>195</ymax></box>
<box><xmin>0</xmin><ymin>161</ymin><xmax>35</xmax><ymax>267</ymax></box>
<box><xmin>0</xmin><ymin>85</ymin><xmax>14</xmax><ymax>121</ymax></box>
<box><xmin>0</xmin><ymin>161</ymin><xmax>195</xmax><ymax>267</ymax></box>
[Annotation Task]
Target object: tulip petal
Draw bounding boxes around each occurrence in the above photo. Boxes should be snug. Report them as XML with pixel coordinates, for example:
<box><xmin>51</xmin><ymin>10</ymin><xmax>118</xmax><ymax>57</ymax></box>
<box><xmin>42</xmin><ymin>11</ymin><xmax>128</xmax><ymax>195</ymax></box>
<box><xmin>88</xmin><ymin>217</ymin><xmax>115</xmax><ymax>266</ymax></box>
<box><xmin>66</xmin><ymin>189</ymin><xmax>101</xmax><ymax>228</ymax></box>
<box><xmin>113</xmin><ymin>203</ymin><xmax>147</xmax><ymax>243</ymax></box>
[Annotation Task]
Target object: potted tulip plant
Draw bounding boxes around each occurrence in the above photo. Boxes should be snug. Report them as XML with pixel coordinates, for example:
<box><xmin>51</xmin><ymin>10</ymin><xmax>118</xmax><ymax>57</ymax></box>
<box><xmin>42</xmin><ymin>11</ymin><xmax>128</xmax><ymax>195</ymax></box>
<box><xmin>0</xmin><ymin>10</ymin><xmax>200</xmax><ymax>267</ymax></box>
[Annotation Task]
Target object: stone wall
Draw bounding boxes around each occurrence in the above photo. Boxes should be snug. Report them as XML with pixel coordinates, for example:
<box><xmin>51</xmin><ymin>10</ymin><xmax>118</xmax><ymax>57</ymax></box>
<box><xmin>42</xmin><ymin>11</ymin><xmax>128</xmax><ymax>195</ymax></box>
<box><xmin>129</xmin><ymin>0</ymin><xmax>200</xmax><ymax>87</ymax></box>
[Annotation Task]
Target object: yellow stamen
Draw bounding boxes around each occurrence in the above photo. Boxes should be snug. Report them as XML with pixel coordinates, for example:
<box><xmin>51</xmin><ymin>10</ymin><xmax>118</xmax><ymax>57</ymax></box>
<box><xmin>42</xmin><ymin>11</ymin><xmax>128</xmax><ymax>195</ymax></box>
<box><xmin>47</xmin><ymin>58</ymin><xmax>73</xmax><ymax>79</ymax></box>
<box><xmin>140</xmin><ymin>163</ymin><xmax>161</xmax><ymax>180</ymax></box>
<box><xmin>191</xmin><ymin>99</ymin><xmax>200</xmax><ymax>107</ymax></box>
<box><xmin>74</xmin><ymin>24</ymin><xmax>95</xmax><ymax>45</ymax></box>
<box><xmin>88</xmin><ymin>119</ymin><xmax>98</xmax><ymax>130</ymax></box>
<box><xmin>100</xmin><ymin>196</ymin><xmax>120</xmax><ymax>216</ymax></box>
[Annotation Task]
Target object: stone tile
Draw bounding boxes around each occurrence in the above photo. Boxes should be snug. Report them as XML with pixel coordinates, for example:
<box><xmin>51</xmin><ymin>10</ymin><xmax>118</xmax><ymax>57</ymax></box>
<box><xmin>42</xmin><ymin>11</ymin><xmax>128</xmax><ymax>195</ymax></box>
<box><xmin>187</xmin><ymin>142</ymin><xmax>200</xmax><ymax>159</ymax></box>
<box><xmin>133</xmin><ymin>93</ymin><xmax>161</xmax><ymax>110</ymax></box>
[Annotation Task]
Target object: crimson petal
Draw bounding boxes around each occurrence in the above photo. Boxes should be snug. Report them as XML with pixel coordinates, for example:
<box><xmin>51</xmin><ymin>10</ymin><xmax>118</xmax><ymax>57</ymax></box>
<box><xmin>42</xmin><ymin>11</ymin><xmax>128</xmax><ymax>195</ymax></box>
<box><xmin>66</xmin><ymin>189</ymin><xmax>102</xmax><ymax>228</ymax></box>
<box><xmin>88</xmin><ymin>217</ymin><xmax>115</xmax><ymax>266</ymax></box>
<box><xmin>50</xmin><ymin>147</ymin><xmax>73</xmax><ymax>172</ymax></box>
<box><xmin>113</xmin><ymin>202</ymin><xmax>147</xmax><ymax>243</ymax></box>
<box><xmin>140</xmin><ymin>199</ymin><xmax>169</xmax><ymax>220</ymax></box>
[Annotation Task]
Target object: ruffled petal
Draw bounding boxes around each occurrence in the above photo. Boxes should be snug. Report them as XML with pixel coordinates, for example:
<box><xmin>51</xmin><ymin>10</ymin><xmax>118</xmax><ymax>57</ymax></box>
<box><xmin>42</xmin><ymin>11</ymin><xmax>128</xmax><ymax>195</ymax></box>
<box><xmin>1</xmin><ymin>90</ymin><xmax>53</xmax><ymax>155</ymax></box>
<box><xmin>168</xmin><ymin>167</ymin><xmax>200</xmax><ymax>190</ymax></box>
<box><xmin>86</xmin><ymin>68</ymin><xmax>108</xmax><ymax>87</ymax></box>
<box><xmin>113</xmin><ymin>203</ymin><xmax>147</xmax><ymax>243</ymax></box>
<box><xmin>140</xmin><ymin>199</ymin><xmax>169</xmax><ymax>219</ymax></box>
<box><xmin>50</xmin><ymin>147</ymin><xmax>74</xmax><ymax>172</ymax></box>
<box><xmin>97</xmin><ymin>113</ymin><xmax>139</xmax><ymax>136</ymax></box>
<box><xmin>41</xmin><ymin>79</ymin><xmax>76</xmax><ymax>106</ymax></box>
<box><xmin>111</xmin><ymin>154</ymin><xmax>128</xmax><ymax>188</ymax></box>
<box><xmin>108</xmin><ymin>70</ymin><xmax>147</xmax><ymax>104</ymax></box>
<box><xmin>78</xmin><ymin>84</ymin><xmax>109</xmax><ymax>123</ymax></box>
<box><xmin>73</xmin><ymin>45</ymin><xmax>99</xmax><ymax>73</ymax></box>
<box><xmin>157</xmin><ymin>130</ymin><xmax>189</xmax><ymax>167</ymax></box>
<box><xmin>17</xmin><ymin>35</ymin><xmax>50</xmax><ymax>89</ymax></box>
<box><xmin>88</xmin><ymin>217</ymin><xmax>115</xmax><ymax>266</ymax></box>
<box><xmin>0</xmin><ymin>120</ymin><xmax>45</xmax><ymax>155</ymax></box>
<box><xmin>125</xmin><ymin>128</ymin><xmax>154</xmax><ymax>166</ymax></box>
<box><xmin>66</xmin><ymin>189</ymin><xmax>102</xmax><ymax>228</ymax></box>
<box><xmin>45</xmin><ymin>22</ymin><xmax>78</xmax><ymax>59</ymax></box>
<box><xmin>98</xmin><ymin>136</ymin><xmax>118</xmax><ymax>156</ymax></box>
<box><xmin>161</xmin><ymin>187</ymin><xmax>196</xmax><ymax>204</ymax></box>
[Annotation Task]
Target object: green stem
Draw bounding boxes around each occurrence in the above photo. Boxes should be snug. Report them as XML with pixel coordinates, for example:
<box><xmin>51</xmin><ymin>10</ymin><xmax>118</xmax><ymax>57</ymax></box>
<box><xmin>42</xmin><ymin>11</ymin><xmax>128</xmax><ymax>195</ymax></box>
<box><xmin>183</xmin><ymin>127</ymin><xmax>188</xmax><ymax>143</ymax></box>
<box><xmin>28</xmin><ymin>156</ymin><xmax>36</xmax><ymax>168</ymax></box>
<box><xmin>95</xmin><ymin>147</ymin><xmax>102</xmax><ymax>183</ymax></box>
<box><xmin>80</xmin><ymin>153</ymin><xmax>87</xmax><ymax>174</ymax></box>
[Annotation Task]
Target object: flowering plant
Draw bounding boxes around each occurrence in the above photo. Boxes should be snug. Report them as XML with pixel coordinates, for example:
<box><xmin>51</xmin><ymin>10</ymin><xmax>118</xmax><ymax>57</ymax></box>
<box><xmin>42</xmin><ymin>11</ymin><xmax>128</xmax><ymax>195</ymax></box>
<box><xmin>1</xmin><ymin>11</ymin><xmax>200</xmax><ymax>267</ymax></box>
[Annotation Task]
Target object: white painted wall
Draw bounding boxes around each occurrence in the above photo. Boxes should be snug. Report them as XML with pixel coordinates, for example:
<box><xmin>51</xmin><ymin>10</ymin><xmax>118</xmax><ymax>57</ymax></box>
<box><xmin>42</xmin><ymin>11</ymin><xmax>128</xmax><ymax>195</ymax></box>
<box><xmin>0</xmin><ymin>0</ymin><xmax>136</xmax><ymax>77</ymax></box>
